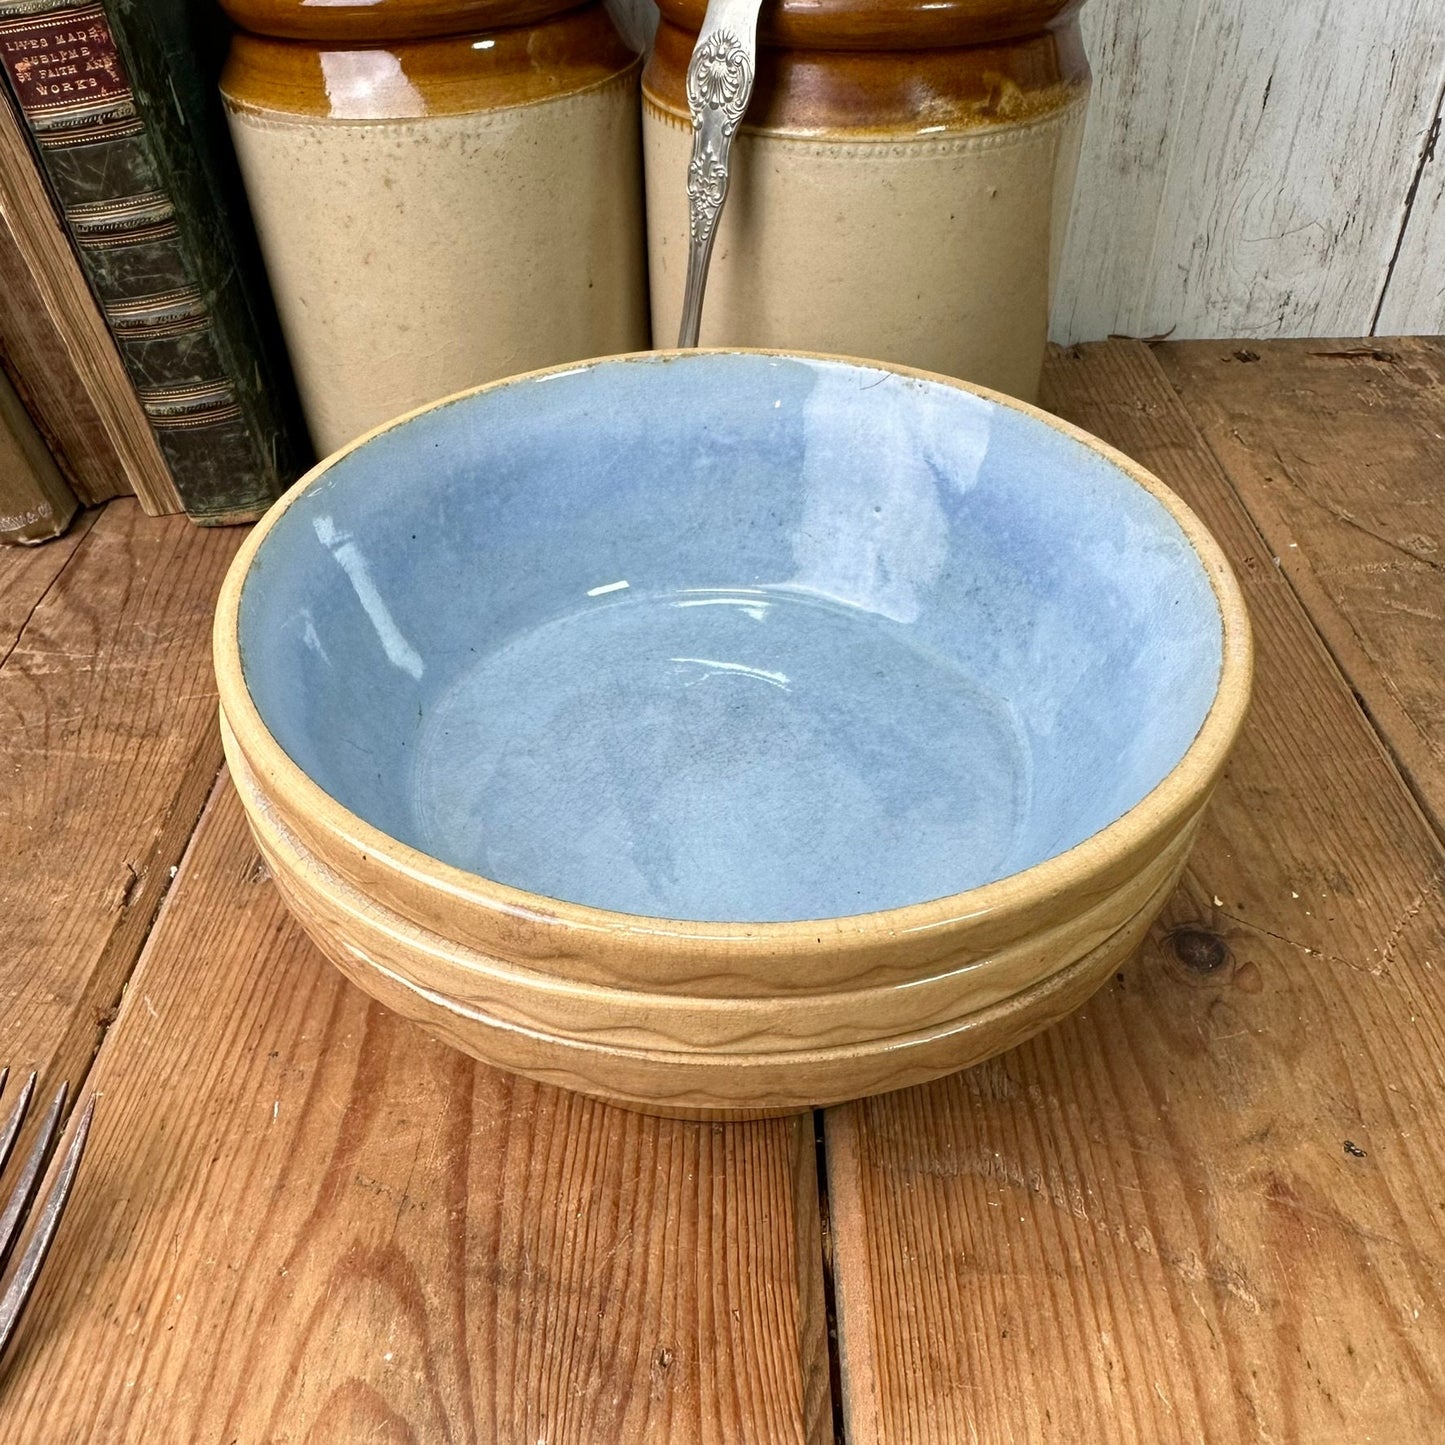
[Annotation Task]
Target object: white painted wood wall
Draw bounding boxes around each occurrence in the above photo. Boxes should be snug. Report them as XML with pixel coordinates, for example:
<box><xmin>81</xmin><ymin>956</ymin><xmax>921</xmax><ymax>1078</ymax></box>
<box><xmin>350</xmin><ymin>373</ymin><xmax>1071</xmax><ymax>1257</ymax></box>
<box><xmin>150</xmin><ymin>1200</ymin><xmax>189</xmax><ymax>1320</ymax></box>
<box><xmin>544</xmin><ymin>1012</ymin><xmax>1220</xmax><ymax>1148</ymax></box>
<box><xmin>1054</xmin><ymin>0</ymin><xmax>1445</xmax><ymax>341</ymax></box>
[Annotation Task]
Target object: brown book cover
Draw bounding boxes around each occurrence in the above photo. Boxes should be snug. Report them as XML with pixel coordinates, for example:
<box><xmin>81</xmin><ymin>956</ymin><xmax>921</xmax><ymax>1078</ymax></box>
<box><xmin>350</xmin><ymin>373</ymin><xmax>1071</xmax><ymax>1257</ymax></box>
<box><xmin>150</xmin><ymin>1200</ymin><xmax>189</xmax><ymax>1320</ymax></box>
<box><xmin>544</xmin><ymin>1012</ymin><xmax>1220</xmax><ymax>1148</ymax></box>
<box><xmin>0</xmin><ymin>365</ymin><xmax>78</xmax><ymax>543</ymax></box>
<box><xmin>0</xmin><ymin>78</ymin><xmax>179</xmax><ymax>514</ymax></box>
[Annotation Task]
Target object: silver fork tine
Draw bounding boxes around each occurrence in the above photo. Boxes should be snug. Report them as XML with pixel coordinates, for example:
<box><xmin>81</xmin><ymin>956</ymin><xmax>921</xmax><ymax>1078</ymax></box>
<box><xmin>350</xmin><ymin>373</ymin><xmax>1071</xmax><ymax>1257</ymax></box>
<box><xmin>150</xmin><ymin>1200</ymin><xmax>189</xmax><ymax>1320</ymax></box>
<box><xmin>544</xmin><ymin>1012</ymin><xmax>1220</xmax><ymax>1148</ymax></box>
<box><xmin>0</xmin><ymin>1081</ymin><xmax>67</xmax><ymax>1278</ymax></box>
<box><xmin>0</xmin><ymin>1095</ymin><xmax>95</xmax><ymax>1361</ymax></box>
<box><xmin>0</xmin><ymin>1071</ymin><xmax>38</xmax><ymax>1180</ymax></box>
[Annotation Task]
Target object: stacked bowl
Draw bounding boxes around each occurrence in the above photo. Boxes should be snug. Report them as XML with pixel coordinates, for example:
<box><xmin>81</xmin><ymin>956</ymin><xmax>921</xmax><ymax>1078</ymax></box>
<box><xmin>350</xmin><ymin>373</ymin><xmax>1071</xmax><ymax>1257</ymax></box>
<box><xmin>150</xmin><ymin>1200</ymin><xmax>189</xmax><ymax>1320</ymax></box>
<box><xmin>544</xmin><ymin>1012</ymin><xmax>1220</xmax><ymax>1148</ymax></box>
<box><xmin>215</xmin><ymin>351</ymin><xmax>1250</xmax><ymax>1117</ymax></box>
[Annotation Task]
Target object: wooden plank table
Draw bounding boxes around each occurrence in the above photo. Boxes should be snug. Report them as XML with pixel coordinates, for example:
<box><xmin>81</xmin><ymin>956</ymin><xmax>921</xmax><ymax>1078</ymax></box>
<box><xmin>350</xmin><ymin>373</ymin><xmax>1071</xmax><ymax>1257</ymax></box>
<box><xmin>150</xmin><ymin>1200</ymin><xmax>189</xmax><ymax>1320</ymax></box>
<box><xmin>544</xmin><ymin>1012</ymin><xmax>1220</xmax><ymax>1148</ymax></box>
<box><xmin>0</xmin><ymin>339</ymin><xmax>1441</xmax><ymax>1441</ymax></box>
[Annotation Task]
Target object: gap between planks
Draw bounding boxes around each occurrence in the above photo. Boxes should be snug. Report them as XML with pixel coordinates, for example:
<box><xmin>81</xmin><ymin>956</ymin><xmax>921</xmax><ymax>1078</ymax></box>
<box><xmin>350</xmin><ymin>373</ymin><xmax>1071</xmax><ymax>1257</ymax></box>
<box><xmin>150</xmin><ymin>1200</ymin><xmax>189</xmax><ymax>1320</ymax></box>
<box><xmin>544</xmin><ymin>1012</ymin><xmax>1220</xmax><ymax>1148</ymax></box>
<box><xmin>0</xmin><ymin>500</ymin><xmax>242</xmax><ymax>1160</ymax></box>
<box><xmin>824</xmin><ymin>339</ymin><xmax>1445</xmax><ymax>1443</ymax></box>
<box><xmin>0</xmin><ymin>772</ymin><xmax>837</xmax><ymax>1443</ymax></box>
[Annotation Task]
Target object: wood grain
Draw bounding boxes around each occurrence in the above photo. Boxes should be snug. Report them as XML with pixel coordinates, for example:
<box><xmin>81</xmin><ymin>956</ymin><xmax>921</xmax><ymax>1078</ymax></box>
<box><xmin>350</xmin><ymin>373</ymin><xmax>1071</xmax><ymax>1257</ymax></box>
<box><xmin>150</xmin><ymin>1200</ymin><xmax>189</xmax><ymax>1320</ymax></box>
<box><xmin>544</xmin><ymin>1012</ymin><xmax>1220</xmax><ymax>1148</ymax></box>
<box><xmin>0</xmin><ymin>501</ymin><xmax>240</xmax><ymax>1095</ymax></box>
<box><xmin>1054</xmin><ymin>0</ymin><xmax>1445</xmax><ymax>343</ymax></box>
<box><xmin>1052</xmin><ymin>0</ymin><xmax>1208</xmax><ymax>345</ymax></box>
<box><xmin>827</xmin><ymin>340</ymin><xmax>1445</xmax><ymax>1442</ymax></box>
<box><xmin>0</xmin><ymin>507</ymin><xmax>95</xmax><ymax>664</ymax></box>
<box><xmin>1156</xmin><ymin>336</ymin><xmax>1445</xmax><ymax>838</ymax></box>
<box><xmin>0</xmin><ymin>779</ymin><xmax>832</xmax><ymax>1444</ymax></box>
<box><xmin>1374</xmin><ymin>78</ymin><xmax>1445</xmax><ymax>335</ymax></box>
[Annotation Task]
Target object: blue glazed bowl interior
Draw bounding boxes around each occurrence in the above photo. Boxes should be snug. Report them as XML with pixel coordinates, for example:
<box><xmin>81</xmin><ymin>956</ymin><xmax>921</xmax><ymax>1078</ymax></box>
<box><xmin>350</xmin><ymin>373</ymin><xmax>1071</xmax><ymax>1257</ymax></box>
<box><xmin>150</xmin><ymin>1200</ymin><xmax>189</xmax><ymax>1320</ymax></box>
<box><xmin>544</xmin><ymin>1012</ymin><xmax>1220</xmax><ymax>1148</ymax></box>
<box><xmin>238</xmin><ymin>353</ymin><xmax>1224</xmax><ymax>924</ymax></box>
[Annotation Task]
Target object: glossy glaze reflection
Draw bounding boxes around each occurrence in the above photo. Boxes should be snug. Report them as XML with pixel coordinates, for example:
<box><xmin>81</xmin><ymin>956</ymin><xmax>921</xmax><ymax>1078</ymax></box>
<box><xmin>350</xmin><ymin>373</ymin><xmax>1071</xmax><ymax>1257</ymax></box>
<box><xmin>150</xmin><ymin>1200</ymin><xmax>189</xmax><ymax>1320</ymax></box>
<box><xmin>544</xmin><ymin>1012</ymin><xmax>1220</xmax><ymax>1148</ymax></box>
<box><xmin>223</xmin><ymin>8</ymin><xmax>640</xmax><ymax>120</ymax></box>
<box><xmin>237</xmin><ymin>353</ymin><xmax>1222</xmax><ymax>925</ymax></box>
<box><xmin>219</xmin><ymin>0</ymin><xmax>573</xmax><ymax>43</ymax></box>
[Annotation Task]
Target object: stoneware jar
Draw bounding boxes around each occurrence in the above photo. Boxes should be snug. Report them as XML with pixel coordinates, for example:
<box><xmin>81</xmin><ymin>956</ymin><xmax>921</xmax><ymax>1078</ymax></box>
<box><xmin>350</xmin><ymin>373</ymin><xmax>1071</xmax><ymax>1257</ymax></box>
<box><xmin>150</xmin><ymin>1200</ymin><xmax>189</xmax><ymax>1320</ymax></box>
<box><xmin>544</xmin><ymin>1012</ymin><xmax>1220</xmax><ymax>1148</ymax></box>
<box><xmin>643</xmin><ymin>0</ymin><xmax>1089</xmax><ymax>402</ymax></box>
<box><xmin>220</xmin><ymin>0</ymin><xmax>649</xmax><ymax>453</ymax></box>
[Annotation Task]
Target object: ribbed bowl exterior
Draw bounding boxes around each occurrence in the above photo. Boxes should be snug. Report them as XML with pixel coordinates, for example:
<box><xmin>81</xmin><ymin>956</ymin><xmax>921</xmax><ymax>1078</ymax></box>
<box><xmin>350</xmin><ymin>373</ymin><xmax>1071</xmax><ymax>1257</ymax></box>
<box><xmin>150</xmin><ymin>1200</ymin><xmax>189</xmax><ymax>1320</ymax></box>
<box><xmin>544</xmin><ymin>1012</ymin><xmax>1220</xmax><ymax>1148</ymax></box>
<box><xmin>223</xmin><ymin>710</ymin><xmax>1216</xmax><ymax>1115</ymax></box>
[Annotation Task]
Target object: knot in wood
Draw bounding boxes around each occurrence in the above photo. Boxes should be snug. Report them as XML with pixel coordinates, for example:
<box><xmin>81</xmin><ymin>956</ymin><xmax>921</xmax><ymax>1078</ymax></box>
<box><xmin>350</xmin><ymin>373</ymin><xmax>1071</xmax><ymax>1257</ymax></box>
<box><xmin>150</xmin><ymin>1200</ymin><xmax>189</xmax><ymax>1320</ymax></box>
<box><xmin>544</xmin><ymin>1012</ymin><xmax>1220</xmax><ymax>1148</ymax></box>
<box><xmin>1168</xmin><ymin>927</ymin><xmax>1230</xmax><ymax>974</ymax></box>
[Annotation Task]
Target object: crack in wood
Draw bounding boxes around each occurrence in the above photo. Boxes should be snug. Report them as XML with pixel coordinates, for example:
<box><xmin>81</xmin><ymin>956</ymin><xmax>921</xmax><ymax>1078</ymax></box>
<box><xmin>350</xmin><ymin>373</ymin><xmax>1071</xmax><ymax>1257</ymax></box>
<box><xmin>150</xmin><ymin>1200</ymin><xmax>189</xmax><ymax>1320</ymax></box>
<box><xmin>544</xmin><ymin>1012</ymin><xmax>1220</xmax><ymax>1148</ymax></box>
<box><xmin>1372</xmin><ymin>93</ymin><xmax>1445</xmax><ymax>334</ymax></box>
<box><xmin>0</xmin><ymin>508</ymin><xmax>99</xmax><ymax>672</ymax></box>
<box><xmin>1272</xmin><ymin>453</ymin><xmax>1445</xmax><ymax>576</ymax></box>
<box><xmin>1212</xmin><ymin>909</ymin><xmax>1391</xmax><ymax>980</ymax></box>
<box><xmin>1378</xmin><ymin>867</ymin><xmax>1445</xmax><ymax>969</ymax></box>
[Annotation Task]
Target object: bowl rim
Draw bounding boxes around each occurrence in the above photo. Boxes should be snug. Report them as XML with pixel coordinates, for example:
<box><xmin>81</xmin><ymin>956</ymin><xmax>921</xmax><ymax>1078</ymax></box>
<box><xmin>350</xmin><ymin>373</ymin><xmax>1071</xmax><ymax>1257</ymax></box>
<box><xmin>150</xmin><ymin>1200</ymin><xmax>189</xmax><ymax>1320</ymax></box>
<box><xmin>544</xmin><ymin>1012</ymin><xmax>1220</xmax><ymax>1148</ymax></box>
<box><xmin>215</xmin><ymin>347</ymin><xmax>1253</xmax><ymax>943</ymax></box>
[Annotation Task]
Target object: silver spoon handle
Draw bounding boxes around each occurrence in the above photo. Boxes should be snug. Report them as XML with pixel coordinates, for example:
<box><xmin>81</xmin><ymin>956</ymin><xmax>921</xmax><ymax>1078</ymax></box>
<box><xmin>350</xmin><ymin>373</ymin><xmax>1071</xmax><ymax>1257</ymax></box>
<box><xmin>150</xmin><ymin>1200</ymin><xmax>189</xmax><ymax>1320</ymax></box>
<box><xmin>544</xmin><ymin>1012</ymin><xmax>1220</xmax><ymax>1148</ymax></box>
<box><xmin>677</xmin><ymin>0</ymin><xmax>762</xmax><ymax>348</ymax></box>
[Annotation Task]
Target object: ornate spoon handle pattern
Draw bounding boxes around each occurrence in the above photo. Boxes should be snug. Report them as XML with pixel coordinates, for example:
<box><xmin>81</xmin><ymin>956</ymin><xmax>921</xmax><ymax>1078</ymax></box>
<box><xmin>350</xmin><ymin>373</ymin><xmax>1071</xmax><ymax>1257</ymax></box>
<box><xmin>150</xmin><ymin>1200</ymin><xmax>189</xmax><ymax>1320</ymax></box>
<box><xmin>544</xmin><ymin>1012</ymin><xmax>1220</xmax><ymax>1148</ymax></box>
<box><xmin>677</xmin><ymin>0</ymin><xmax>762</xmax><ymax>347</ymax></box>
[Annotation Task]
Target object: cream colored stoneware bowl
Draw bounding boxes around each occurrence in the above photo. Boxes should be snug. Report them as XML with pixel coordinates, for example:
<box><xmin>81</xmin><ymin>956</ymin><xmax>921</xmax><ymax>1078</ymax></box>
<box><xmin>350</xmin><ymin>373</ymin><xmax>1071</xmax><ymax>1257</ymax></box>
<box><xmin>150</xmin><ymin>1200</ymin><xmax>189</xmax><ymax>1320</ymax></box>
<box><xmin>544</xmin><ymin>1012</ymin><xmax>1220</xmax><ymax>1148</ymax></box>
<box><xmin>215</xmin><ymin>351</ymin><xmax>1251</xmax><ymax>1118</ymax></box>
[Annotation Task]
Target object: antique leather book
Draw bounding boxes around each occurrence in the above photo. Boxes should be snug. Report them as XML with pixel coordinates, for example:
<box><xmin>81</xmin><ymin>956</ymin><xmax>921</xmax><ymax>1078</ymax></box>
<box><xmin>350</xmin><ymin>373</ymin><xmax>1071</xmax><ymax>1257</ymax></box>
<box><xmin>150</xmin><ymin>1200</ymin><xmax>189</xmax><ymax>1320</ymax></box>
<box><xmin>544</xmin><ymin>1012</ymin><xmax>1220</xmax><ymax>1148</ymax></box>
<box><xmin>0</xmin><ymin>0</ymin><xmax>308</xmax><ymax>523</ymax></box>
<box><xmin>0</xmin><ymin>79</ymin><xmax>179</xmax><ymax>514</ymax></box>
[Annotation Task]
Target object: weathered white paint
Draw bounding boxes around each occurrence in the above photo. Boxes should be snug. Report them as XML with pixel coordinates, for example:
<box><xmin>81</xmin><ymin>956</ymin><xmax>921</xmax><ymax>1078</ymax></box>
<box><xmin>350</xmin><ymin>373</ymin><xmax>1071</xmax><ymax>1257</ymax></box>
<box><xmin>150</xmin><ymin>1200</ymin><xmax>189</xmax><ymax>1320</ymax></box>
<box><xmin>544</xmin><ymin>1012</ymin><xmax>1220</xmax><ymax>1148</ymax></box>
<box><xmin>1376</xmin><ymin>80</ymin><xmax>1445</xmax><ymax>333</ymax></box>
<box><xmin>1054</xmin><ymin>0</ymin><xmax>1445</xmax><ymax>341</ymax></box>
<box><xmin>1048</xmin><ymin>0</ymin><xmax>1210</xmax><ymax>344</ymax></box>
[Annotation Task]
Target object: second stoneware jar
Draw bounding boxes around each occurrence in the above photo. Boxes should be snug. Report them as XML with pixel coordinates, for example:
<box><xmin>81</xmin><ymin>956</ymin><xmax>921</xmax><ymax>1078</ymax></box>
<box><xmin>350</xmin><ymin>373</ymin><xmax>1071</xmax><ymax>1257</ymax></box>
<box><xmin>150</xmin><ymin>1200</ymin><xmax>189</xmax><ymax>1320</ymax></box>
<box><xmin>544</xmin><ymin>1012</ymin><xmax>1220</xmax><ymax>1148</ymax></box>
<box><xmin>643</xmin><ymin>0</ymin><xmax>1089</xmax><ymax>402</ymax></box>
<box><xmin>220</xmin><ymin>0</ymin><xmax>649</xmax><ymax>454</ymax></box>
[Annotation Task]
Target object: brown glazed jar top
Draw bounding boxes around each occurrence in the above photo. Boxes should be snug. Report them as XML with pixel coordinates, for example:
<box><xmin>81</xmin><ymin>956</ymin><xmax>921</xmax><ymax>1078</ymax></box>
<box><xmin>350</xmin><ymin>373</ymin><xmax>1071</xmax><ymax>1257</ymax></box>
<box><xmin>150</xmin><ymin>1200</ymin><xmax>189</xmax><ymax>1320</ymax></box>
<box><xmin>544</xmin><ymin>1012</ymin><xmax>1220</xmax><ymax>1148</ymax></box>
<box><xmin>218</xmin><ymin>0</ymin><xmax>585</xmax><ymax>42</ymax></box>
<box><xmin>645</xmin><ymin>9</ymin><xmax>1087</xmax><ymax>133</ymax></box>
<box><xmin>223</xmin><ymin>3</ymin><xmax>637</xmax><ymax>117</ymax></box>
<box><xmin>653</xmin><ymin>0</ymin><xmax>1082</xmax><ymax>51</ymax></box>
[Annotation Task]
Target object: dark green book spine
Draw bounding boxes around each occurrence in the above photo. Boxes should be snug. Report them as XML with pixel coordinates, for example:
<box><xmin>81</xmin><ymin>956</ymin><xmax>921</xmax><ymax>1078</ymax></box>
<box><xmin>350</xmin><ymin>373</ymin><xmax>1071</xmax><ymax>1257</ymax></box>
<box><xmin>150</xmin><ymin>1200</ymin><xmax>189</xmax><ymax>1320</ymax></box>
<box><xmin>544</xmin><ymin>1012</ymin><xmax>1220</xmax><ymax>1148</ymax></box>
<box><xmin>0</xmin><ymin>0</ymin><xmax>306</xmax><ymax>523</ymax></box>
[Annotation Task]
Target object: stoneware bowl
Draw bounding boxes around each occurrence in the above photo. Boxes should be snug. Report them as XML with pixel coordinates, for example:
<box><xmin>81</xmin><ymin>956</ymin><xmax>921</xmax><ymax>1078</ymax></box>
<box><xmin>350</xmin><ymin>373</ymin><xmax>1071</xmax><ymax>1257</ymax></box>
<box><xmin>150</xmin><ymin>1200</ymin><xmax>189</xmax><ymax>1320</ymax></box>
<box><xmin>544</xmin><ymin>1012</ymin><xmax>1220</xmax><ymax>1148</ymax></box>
<box><xmin>215</xmin><ymin>350</ymin><xmax>1251</xmax><ymax>1118</ymax></box>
